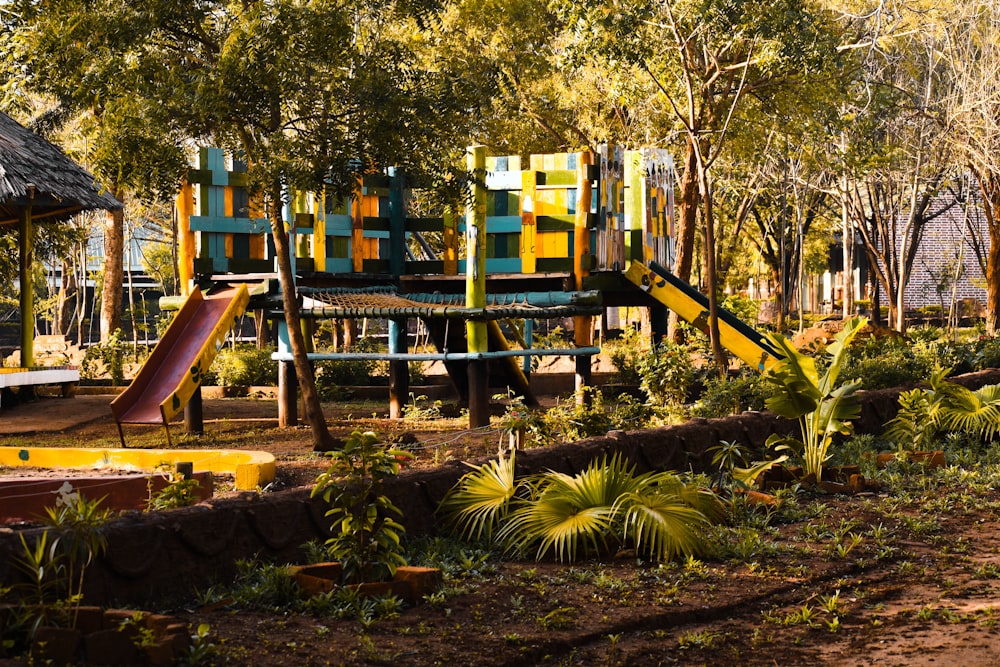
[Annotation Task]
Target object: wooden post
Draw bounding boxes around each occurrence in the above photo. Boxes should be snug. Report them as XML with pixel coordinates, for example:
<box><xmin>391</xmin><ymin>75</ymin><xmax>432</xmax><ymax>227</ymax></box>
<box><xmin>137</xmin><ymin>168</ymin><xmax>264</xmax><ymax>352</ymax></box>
<box><xmin>574</xmin><ymin>152</ymin><xmax>594</xmax><ymax>404</ymax></box>
<box><xmin>19</xmin><ymin>201</ymin><xmax>34</xmax><ymax>368</ymax></box>
<box><xmin>466</xmin><ymin>146</ymin><xmax>490</xmax><ymax>428</ymax></box>
<box><xmin>176</xmin><ymin>179</ymin><xmax>195</xmax><ymax>297</ymax></box>
<box><xmin>351</xmin><ymin>177</ymin><xmax>364</xmax><ymax>273</ymax></box>
<box><xmin>184</xmin><ymin>385</ymin><xmax>204</xmax><ymax>434</ymax></box>
<box><xmin>443</xmin><ymin>206</ymin><xmax>458</xmax><ymax>275</ymax></box>
<box><xmin>278</xmin><ymin>361</ymin><xmax>298</xmax><ymax>427</ymax></box>
<box><xmin>521</xmin><ymin>169</ymin><xmax>537</xmax><ymax>274</ymax></box>
<box><xmin>388</xmin><ymin>318</ymin><xmax>409</xmax><ymax>419</ymax></box>
<box><xmin>276</xmin><ymin>322</ymin><xmax>298</xmax><ymax>427</ymax></box>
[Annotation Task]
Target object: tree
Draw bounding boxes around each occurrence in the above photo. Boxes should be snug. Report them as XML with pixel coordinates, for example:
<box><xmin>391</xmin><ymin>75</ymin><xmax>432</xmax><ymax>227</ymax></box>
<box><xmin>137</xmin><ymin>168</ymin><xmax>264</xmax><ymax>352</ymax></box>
<box><xmin>941</xmin><ymin>1</ymin><xmax>1000</xmax><ymax>333</ymax></box>
<box><xmin>555</xmin><ymin>0</ymin><xmax>841</xmax><ymax>363</ymax></box>
<box><xmin>7</xmin><ymin>0</ymin><xmax>474</xmax><ymax>450</ymax></box>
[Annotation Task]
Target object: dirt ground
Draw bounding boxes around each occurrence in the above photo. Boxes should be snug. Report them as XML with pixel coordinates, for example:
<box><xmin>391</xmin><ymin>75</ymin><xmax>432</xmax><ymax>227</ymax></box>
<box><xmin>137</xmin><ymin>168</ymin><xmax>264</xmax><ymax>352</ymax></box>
<box><xmin>3</xmin><ymin>393</ymin><xmax>1000</xmax><ymax>666</ymax></box>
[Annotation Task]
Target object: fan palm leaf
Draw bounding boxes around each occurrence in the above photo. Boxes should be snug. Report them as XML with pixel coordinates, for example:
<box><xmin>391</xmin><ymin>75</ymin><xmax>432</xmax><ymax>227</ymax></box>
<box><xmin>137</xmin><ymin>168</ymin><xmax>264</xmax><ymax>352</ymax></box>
<box><xmin>438</xmin><ymin>450</ymin><xmax>519</xmax><ymax>542</ymax></box>
<box><xmin>939</xmin><ymin>383</ymin><xmax>1000</xmax><ymax>441</ymax></box>
<box><xmin>618</xmin><ymin>491</ymin><xmax>712</xmax><ymax>561</ymax></box>
<box><xmin>499</xmin><ymin>490</ymin><xmax>615</xmax><ymax>561</ymax></box>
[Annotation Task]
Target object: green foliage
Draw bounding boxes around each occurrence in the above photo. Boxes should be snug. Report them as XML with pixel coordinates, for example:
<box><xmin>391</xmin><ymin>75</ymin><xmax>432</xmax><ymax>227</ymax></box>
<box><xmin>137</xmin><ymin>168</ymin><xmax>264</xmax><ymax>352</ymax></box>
<box><xmin>314</xmin><ymin>338</ymin><xmax>387</xmax><ymax>397</ymax></box>
<box><xmin>692</xmin><ymin>370</ymin><xmax>776</xmax><ymax>418</ymax></box>
<box><xmin>887</xmin><ymin>367</ymin><xmax>1000</xmax><ymax>447</ymax></box>
<box><xmin>840</xmin><ymin>336</ymin><xmax>935</xmax><ymax>391</ymax></box>
<box><xmin>312</xmin><ymin>430</ymin><xmax>413</xmax><ymax>584</ymax></box>
<box><xmin>226</xmin><ymin>558</ymin><xmax>302</xmax><ymax>611</ymax></box>
<box><xmin>542</xmin><ymin>389</ymin><xmax>614</xmax><ymax>442</ymax></box>
<box><xmin>764</xmin><ymin>317</ymin><xmax>867</xmax><ymax>482</ymax></box>
<box><xmin>148</xmin><ymin>472</ymin><xmax>202</xmax><ymax>511</ymax></box>
<box><xmin>81</xmin><ymin>328</ymin><xmax>130</xmax><ymax>385</ymax></box>
<box><xmin>12</xmin><ymin>492</ymin><xmax>111</xmax><ymax>640</ymax></box>
<box><xmin>203</xmin><ymin>344</ymin><xmax>277</xmax><ymax>387</ymax></box>
<box><xmin>606</xmin><ymin>326</ymin><xmax>646</xmax><ymax>385</ymax></box>
<box><xmin>440</xmin><ymin>451</ymin><xmax>724</xmax><ymax>563</ymax></box>
<box><xmin>637</xmin><ymin>341</ymin><xmax>695</xmax><ymax>407</ymax></box>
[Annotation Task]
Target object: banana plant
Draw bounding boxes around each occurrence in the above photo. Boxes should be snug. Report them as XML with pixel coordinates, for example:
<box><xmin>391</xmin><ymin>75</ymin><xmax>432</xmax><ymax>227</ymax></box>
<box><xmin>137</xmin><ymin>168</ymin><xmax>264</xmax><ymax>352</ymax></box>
<box><xmin>763</xmin><ymin>317</ymin><xmax>867</xmax><ymax>483</ymax></box>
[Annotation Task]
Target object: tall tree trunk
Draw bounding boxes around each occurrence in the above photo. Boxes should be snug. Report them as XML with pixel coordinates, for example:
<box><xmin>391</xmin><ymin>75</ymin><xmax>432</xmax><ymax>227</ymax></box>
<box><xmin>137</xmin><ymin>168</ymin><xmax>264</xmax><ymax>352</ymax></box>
<box><xmin>668</xmin><ymin>137</ymin><xmax>700</xmax><ymax>341</ymax></box>
<box><xmin>55</xmin><ymin>259</ymin><xmax>75</xmax><ymax>336</ymax></box>
<box><xmin>698</xmin><ymin>161</ymin><xmax>728</xmax><ymax>376</ymax></box>
<box><xmin>978</xmin><ymin>173</ymin><xmax>1000</xmax><ymax>334</ymax></box>
<box><xmin>100</xmin><ymin>204</ymin><xmax>124</xmax><ymax>341</ymax></box>
<box><xmin>268</xmin><ymin>183</ymin><xmax>336</xmax><ymax>450</ymax></box>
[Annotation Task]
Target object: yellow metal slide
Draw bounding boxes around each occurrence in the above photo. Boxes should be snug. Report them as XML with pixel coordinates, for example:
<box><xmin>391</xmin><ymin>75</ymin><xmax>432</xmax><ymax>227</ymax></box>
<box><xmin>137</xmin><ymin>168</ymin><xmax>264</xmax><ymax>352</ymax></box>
<box><xmin>625</xmin><ymin>261</ymin><xmax>783</xmax><ymax>371</ymax></box>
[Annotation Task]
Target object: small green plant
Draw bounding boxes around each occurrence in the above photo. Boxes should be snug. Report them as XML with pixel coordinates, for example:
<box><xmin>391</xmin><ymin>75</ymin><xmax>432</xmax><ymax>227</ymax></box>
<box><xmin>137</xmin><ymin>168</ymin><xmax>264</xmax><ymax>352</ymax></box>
<box><xmin>440</xmin><ymin>450</ymin><xmax>724</xmax><ymax>563</ymax></box>
<box><xmin>764</xmin><ymin>317</ymin><xmax>867</xmax><ymax>482</ymax></box>
<box><xmin>148</xmin><ymin>471</ymin><xmax>202</xmax><ymax>511</ymax></box>
<box><xmin>677</xmin><ymin>629</ymin><xmax>718</xmax><ymax>649</ymax></box>
<box><xmin>606</xmin><ymin>326</ymin><xmax>645</xmax><ymax>384</ymax></box>
<box><xmin>402</xmin><ymin>394</ymin><xmax>442</xmax><ymax>420</ymax></box>
<box><xmin>312</xmin><ymin>430</ymin><xmax>413</xmax><ymax>584</ymax></box>
<box><xmin>186</xmin><ymin>623</ymin><xmax>217</xmax><ymax>666</ymax></box>
<box><xmin>119</xmin><ymin>612</ymin><xmax>157</xmax><ymax>650</ymax></box>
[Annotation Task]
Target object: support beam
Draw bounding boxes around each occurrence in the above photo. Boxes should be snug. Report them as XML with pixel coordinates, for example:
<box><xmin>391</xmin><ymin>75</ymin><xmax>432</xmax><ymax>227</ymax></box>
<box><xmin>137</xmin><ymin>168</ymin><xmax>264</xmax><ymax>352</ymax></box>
<box><xmin>388</xmin><ymin>318</ymin><xmax>409</xmax><ymax>419</ymax></box>
<box><xmin>466</xmin><ymin>146</ymin><xmax>489</xmax><ymax>428</ymax></box>
<box><xmin>184</xmin><ymin>385</ymin><xmax>204</xmax><ymax>435</ymax></box>
<box><xmin>18</xmin><ymin>202</ymin><xmax>33</xmax><ymax>368</ymax></box>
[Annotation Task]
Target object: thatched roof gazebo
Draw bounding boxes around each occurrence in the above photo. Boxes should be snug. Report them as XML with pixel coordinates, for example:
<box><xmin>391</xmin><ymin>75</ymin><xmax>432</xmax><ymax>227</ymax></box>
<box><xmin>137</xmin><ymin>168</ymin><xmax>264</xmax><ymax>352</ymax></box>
<box><xmin>0</xmin><ymin>111</ymin><xmax>121</xmax><ymax>366</ymax></box>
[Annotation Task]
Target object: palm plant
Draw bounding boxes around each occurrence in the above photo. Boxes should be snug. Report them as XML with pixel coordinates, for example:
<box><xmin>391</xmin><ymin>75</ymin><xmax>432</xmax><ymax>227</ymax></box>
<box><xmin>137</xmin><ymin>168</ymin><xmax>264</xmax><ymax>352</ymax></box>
<box><xmin>439</xmin><ymin>452</ymin><xmax>723</xmax><ymax>563</ymax></box>
<box><xmin>763</xmin><ymin>317</ymin><xmax>867</xmax><ymax>482</ymax></box>
<box><xmin>886</xmin><ymin>366</ymin><xmax>1000</xmax><ymax>446</ymax></box>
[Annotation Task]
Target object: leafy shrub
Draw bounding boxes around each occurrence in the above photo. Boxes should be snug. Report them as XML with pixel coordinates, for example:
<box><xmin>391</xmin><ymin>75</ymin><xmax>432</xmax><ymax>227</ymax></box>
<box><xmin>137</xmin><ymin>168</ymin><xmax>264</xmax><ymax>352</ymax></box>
<box><xmin>840</xmin><ymin>337</ymin><xmax>934</xmax><ymax>390</ymax></box>
<box><xmin>542</xmin><ymin>389</ymin><xmax>614</xmax><ymax>442</ymax></box>
<box><xmin>637</xmin><ymin>341</ymin><xmax>695</xmax><ymax>407</ymax></box>
<box><xmin>314</xmin><ymin>337</ymin><xmax>387</xmax><ymax>397</ymax></box>
<box><xmin>692</xmin><ymin>370</ymin><xmax>776</xmax><ymax>418</ymax></box>
<box><xmin>606</xmin><ymin>326</ymin><xmax>645</xmax><ymax>384</ymax></box>
<box><xmin>204</xmin><ymin>344</ymin><xmax>277</xmax><ymax>386</ymax></box>
<box><xmin>81</xmin><ymin>329</ymin><xmax>131</xmax><ymax>385</ymax></box>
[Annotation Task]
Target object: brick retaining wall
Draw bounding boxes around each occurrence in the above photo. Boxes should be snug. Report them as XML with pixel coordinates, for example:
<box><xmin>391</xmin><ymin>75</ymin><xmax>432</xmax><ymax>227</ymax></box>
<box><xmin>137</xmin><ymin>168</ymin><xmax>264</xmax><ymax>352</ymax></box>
<box><xmin>3</xmin><ymin>368</ymin><xmax>999</xmax><ymax>607</ymax></box>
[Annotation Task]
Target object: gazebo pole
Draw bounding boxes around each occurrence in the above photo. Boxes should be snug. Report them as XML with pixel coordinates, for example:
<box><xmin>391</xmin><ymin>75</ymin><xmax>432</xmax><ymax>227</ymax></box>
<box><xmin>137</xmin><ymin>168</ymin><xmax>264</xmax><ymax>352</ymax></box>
<box><xmin>18</xmin><ymin>197</ymin><xmax>33</xmax><ymax>368</ymax></box>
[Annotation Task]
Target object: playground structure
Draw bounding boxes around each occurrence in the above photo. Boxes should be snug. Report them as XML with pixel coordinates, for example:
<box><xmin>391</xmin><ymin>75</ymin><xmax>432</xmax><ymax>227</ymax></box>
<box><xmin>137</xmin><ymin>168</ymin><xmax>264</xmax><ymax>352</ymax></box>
<box><xmin>115</xmin><ymin>144</ymin><xmax>784</xmax><ymax>440</ymax></box>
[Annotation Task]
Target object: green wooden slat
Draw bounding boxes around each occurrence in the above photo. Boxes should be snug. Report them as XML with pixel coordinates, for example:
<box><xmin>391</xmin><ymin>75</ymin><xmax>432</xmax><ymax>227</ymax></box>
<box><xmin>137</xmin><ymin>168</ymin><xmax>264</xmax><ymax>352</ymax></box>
<box><xmin>187</xmin><ymin>169</ymin><xmax>213</xmax><ymax>185</ymax></box>
<box><xmin>536</xmin><ymin>215</ymin><xmax>575</xmax><ymax>231</ymax></box>
<box><xmin>538</xmin><ymin>170</ymin><xmax>576</xmax><ymax>186</ymax></box>
<box><xmin>295</xmin><ymin>213</ymin><xmax>314</xmax><ymax>229</ymax></box>
<box><xmin>329</xmin><ymin>236</ymin><xmax>349</xmax><ymax>257</ymax></box>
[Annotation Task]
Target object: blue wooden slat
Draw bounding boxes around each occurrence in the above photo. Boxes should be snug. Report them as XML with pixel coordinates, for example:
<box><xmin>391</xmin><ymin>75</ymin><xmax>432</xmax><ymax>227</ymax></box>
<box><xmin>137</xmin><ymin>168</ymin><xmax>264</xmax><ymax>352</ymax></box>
<box><xmin>486</xmin><ymin>258</ymin><xmax>522</xmax><ymax>273</ymax></box>
<box><xmin>323</xmin><ymin>214</ymin><xmax>353</xmax><ymax>232</ymax></box>
<box><xmin>325</xmin><ymin>258</ymin><xmax>354</xmax><ymax>273</ymax></box>
<box><xmin>190</xmin><ymin>216</ymin><xmax>270</xmax><ymax>234</ymax></box>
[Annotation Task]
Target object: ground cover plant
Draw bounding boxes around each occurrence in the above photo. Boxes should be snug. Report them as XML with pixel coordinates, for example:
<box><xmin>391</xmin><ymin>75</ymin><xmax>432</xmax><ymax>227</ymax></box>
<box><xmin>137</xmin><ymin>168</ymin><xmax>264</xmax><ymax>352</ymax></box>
<box><xmin>8</xmin><ymin>330</ymin><xmax>1000</xmax><ymax>664</ymax></box>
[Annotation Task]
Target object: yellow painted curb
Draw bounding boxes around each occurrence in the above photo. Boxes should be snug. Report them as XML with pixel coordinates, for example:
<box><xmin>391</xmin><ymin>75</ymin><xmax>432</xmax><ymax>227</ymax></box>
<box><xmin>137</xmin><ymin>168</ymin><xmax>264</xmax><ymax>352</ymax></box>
<box><xmin>0</xmin><ymin>447</ymin><xmax>276</xmax><ymax>491</ymax></box>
